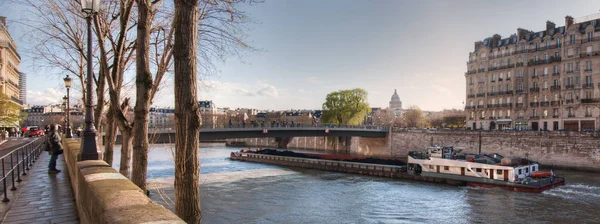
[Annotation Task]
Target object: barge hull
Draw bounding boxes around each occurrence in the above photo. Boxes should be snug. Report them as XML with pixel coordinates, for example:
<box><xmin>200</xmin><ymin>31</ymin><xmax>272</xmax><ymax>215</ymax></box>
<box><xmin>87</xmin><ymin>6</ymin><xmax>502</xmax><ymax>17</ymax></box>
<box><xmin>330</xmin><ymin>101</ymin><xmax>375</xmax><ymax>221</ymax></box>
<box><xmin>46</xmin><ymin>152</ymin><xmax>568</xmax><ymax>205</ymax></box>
<box><xmin>231</xmin><ymin>153</ymin><xmax>465</xmax><ymax>187</ymax></box>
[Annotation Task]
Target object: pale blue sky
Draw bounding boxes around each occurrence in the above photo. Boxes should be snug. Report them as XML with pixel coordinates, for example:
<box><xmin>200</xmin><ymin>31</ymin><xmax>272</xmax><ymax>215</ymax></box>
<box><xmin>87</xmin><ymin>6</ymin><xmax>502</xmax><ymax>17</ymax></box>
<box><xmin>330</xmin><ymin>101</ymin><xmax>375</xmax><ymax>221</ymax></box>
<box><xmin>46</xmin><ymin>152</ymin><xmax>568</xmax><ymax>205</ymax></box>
<box><xmin>2</xmin><ymin>0</ymin><xmax>600</xmax><ymax>111</ymax></box>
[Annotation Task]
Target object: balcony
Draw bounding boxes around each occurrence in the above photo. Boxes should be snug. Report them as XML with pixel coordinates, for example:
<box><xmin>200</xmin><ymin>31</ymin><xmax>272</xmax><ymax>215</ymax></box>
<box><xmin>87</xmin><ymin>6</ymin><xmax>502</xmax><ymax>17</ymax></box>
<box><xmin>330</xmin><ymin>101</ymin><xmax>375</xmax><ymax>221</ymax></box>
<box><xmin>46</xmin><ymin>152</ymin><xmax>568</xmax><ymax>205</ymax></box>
<box><xmin>467</xmin><ymin>94</ymin><xmax>475</xmax><ymax>98</ymax></box>
<box><xmin>585</xmin><ymin>113</ymin><xmax>593</xmax><ymax>117</ymax></box>
<box><xmin>530</xmin><ymin>116</ymin><xmax>540</xmax><ymax>120</ymax></box>
<box><xmin>550</xmin><ymin>85</ymin><xmax>561</xmax><ymax>91</ymax></box>
<box><xmin>515</xmin><ymin>103</ymin><xmax>523</xmax><ymax>108</ymax></box>
<box><xmin>499</xmin><ymin>103</ymin><xmax>513</xmax><ymax>108</ymax></box>
<box><xmin>552</xmin><ymin>72</ymin><xmax>560</xmax><ymax>76</ymax></box>
<box><xmin>498</xmin><ymin>78</ymin><xmax>503</xmax><ymax>81</ymax></box>
<box><xmin>580</xmin><ymin>51</ymin><xmax>600</xmax><ymax>58</ymax></box>
<box><xmin>491</xmin><ymin>79</ymin><xmax>496</xmax><ymax>82</ymax></box>
<box><xmin>478</xmin><ymin>68</ymin><xmax>485</xmax><ymax>73</ymax></box>
<box><xmin>6</xmin><ymin>79</ymin><xmax>19</xmax><ymax>89</ymax></box>
<box><xmin>505</xmin><ymin>90</ymin><xmax>513</xmax><ymax>95</ymax></box>
<box><xmin>489</xmin><ymin>116</ymin><xmax>496</xmax><ymax>120</ymax></box>
<box><xmin>479</xmin><ymin>117</ymin><xmax>485</xmax><ymax>120</ymax></box>
<box><xmin>566</xmin><ymin>70</ymin><xmax>574</xmax><ymax>74</ymax></box>
<box><xmin>583</xmin><ymin>83</ymin><xmax>594</xmax><ymax>89</ymax></box>
<box><xmin>531</xmin><ymin>75</ymin><xmax>539</xmax><ymax>79</ymax></box>
<box><xmin>568</xmin><ymin>114</ymin><xmax>575</xmax><ymax>118</ymax></box>
<box><xmin>530</xmin><ymin>87</ymin><xmax>540</xmax><ymax>92</ymax></box>
<box><xmin>476</xmin><ymin>93</ymin><xmax>486</xmax><ymax>97</ymax></box>
<box><xmin>505</xmin><ymin>116</ymin><xmax>511</xmax><ymax>119</ymax></box>
<box><xmin>465</xmin><ymin>106</ymin><xmax>476</xmax><ymax>109</ymax></box>
<box><xmin>553</xmin><ymin>115</ymin><xmax>559</xmax><ymax>118</ymax></box>
<box><xmin>468</xmin><ymin>59</ymin><xmax>478</xmax><ymax>64</ymax></box>
<box><xmin>489</xmin><ymin>92</ymin><xmax>496</xmax><ymax>96</ymax></box>
<box><xmin>517</xmin><ymin>116</ymin><xmax>524</xmax><ymax>119</ymax></box>
<box><xmin>477</xmin><ymin>105</ymin><xmax>485</xmax><ymax>109</ymax></box>
<box><xmin>581</xmin><ymin>98</ymin><xmax>600</xmax><ymax>104</ymax></box>
<box><xmin>565</xmin><ymin>84</ymin><xmax>575</xmax><ymax>89</ymax></box>
<box><xmin>540</xmin><ymin>101</ymin><xmax>550</xmax><ymax>107</ymax></box>
<box><xmin>581</xmin><ymin>36</ymin><xmax>600</xmax><ymax>44</ymax></box>
<box><xmin>566</xmin><ymin>99</ymin><xmax>575</xmax><ymax>104</ymax></box>
<box><xmin>527</xmin><ymin>57</ymin><xmax>561</xmax><ymax>66</ymax></box>
<box><xmin>585</xmin><ymin>68</ymin><xmax>593</xmax><ymax>72</ymax></box>
<box><xmin>551</xmin><ymin>101</ymin><xmax>560</xmax><ymax>106</ymax></box>
<box><xmin>466</xmin><ymin>70</ymin><xmax>477</xmax><ymax>75</ymax></box>
<box><xmin>10</xmin><ymin>96</ymin><xmax>22</xmax><ymax>105</ymax></box>
<box><xmin>530</xmin><ymin>102</ymin><xmax>540</xmax><ymax>107</ymax></box>
<box><xmin>515</xmin><ymin>62</ymin><xmax>524</xmax><ymax>67</ymax></box>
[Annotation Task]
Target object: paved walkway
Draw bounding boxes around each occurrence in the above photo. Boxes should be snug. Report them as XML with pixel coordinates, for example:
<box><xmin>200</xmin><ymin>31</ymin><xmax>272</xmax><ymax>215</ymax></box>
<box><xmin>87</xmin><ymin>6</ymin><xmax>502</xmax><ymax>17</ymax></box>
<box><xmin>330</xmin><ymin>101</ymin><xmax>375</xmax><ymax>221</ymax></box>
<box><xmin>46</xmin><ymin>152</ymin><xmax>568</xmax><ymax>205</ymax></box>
<box><xmin>1</xmin><ymin>152</ymin><xmax>79</xmax><ymax>224</ymax></box>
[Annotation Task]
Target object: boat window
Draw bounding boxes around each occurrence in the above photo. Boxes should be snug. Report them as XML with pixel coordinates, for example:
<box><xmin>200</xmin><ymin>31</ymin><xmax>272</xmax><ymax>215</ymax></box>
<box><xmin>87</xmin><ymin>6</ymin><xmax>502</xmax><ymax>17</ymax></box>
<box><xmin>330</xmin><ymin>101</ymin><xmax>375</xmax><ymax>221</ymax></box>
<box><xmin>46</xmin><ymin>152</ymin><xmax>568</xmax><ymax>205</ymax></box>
<box><xmin>476</xmin><ymin>168</ymin><xmax>482</xmax><ymax>172</ymax></box>
<box><xmin>444</xmin><ymin>166</ymin><xmax>449</xmax><ymax>171</ymax></box>
<box><xmin>531</xmin><ymin>166</ymin><xmax>536</xmax><ymax>172</ymax></box>
<box><xmin>525</xmin><ymin>167</ymin><xmax>529</xmax><ymax>173</ymax></box>
<box><xmin>497</xmin><ymin>170</ymin><xmax>502</xmax><ymax>175</ymax></box>
<box><xmin>518</xmin><ymin>169</ymin><xmax>522</xmax><ymax>175</ymax></box>
<box><xmin>429</xmin><ymin>165</ymin><xmax>433</xmax><ymax>169</ymax></box>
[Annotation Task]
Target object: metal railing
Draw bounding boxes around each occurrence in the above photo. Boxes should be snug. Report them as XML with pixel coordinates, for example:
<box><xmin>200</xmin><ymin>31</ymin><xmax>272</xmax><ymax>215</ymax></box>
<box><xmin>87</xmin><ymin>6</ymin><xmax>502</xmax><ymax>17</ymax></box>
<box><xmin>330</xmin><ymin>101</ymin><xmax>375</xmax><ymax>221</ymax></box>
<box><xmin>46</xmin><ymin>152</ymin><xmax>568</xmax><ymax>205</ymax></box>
<box><xmin>0</xmin><ymin>138</ymin><xmax>45</xmax><ymax>202</ymax></box>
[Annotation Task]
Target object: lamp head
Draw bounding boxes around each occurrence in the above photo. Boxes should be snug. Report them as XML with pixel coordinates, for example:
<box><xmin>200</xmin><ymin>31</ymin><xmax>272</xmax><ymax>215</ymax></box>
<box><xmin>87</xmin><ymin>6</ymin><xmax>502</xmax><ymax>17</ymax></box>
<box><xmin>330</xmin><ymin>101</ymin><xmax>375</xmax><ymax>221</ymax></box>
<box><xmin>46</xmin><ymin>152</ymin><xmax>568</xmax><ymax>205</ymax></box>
<box><xmin>63</xmin><ymin>75</ymin><xmax>72</xmax><ymax>88</ymax></box>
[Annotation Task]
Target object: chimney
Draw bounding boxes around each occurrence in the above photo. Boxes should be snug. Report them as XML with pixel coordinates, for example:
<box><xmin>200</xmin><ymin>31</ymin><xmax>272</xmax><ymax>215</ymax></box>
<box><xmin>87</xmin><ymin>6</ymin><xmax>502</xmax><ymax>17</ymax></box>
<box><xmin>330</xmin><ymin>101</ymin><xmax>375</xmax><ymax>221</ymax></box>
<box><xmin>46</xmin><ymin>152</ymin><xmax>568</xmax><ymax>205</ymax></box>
<box><xmin>565</xmin><ymin>16</ymin><xmax>574</xmax><ymax>28</ymax></box>
<box><xmin>517</xmin><ymin>28</ymin><xmax>532</xmax><ymax>40</ymax></box>
<box><xmin>0</xmin><ymin>16</ymin><xmax>6</xmax><ymax>28</ymax></box>
<box><xmin>491</xmin><ymin>34</ymin><xmax>502</xmax><ymax>48</ymax></box>
<box><xmin>474</xmin><ymin>41</ymin><xmax>483</xmax><ymax>50</ymax></box>
<box><xmin>546</xmin><ymin>21</ymin><xmax>556</xmax><ymax>34</ymax></box>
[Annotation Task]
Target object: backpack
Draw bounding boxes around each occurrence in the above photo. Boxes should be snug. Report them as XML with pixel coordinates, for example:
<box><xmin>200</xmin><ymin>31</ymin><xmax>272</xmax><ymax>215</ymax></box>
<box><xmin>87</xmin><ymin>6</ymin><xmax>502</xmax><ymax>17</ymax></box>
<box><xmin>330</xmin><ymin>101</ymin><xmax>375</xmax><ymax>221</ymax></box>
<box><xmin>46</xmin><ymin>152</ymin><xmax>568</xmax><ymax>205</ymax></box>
<box><xmin>43</xmin><ymin>136</ymin><xmax>51</xmax><ymax>151</ymax></box>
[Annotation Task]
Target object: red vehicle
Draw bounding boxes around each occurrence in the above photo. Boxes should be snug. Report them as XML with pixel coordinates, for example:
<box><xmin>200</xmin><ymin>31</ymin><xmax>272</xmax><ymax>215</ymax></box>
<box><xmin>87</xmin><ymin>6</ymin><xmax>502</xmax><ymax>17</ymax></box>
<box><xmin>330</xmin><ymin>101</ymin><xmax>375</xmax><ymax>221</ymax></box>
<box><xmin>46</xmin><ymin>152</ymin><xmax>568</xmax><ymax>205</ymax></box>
<box><xmin>28</xmin><ymin>127</ymin><xmax>45</xmax><ymax>137</ymax></box>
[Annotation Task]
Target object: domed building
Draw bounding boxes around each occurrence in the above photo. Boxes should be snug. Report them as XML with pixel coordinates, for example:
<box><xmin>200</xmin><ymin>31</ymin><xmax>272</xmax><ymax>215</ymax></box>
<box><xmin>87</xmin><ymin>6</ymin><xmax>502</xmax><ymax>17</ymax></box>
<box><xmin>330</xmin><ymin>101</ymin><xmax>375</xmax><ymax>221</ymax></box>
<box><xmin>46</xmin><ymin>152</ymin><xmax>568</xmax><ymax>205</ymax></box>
<box><xmin>389</xmin><ymin>89</ymin><xmax>404</xmax><ymax>117</ymax></box>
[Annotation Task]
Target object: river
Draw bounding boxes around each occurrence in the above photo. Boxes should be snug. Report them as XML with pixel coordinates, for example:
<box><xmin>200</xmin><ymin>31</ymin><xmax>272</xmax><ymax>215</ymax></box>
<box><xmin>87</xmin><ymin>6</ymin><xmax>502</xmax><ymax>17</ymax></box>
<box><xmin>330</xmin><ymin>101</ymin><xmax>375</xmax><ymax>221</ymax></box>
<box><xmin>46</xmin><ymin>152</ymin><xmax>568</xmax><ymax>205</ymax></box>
<box><xmin>110</xmin><ymin>144</ymin><xmax>600</xmax><ymax>224</ymax></box>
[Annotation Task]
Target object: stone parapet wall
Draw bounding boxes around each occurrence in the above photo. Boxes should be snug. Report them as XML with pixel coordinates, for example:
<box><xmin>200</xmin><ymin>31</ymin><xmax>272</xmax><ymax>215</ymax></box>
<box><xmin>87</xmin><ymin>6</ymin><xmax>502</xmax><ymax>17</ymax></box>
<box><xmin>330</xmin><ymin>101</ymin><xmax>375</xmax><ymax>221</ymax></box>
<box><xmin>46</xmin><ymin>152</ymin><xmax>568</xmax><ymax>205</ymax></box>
<box><xmin>391</xmin><ymin>130</ymin><xmax>600</xmax><ymax>172</ymax></box>
<box><xmin>62</xmin><ymin>138</ymin><xmax>184</xmax><ymax>224</ymax></box>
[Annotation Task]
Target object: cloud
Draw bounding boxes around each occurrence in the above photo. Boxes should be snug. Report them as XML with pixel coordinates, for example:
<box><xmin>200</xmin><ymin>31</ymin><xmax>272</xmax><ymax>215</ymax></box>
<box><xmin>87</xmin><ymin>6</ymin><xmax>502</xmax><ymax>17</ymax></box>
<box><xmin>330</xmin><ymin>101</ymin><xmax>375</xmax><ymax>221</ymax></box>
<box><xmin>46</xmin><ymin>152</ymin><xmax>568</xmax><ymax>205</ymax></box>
<box><xmin>26</xmin><ymin>88</ymin><xmax>72</xmax><ymax>105</ymax></box>
<box><xmin>255</xmin><ymin>82</ymin><xmax>279</xmax><ymax>97</ymax></box>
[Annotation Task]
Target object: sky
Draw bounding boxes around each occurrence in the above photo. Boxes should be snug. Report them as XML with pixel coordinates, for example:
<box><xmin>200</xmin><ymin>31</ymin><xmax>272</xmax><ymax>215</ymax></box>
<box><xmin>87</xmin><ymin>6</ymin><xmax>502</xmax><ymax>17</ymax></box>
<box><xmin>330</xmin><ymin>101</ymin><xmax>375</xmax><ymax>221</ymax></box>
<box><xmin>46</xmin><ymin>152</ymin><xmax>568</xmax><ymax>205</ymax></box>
<box><xmin>2</xmin><ymin>0</ymin><xmax>600</xmax><ymax>111</ymax></box>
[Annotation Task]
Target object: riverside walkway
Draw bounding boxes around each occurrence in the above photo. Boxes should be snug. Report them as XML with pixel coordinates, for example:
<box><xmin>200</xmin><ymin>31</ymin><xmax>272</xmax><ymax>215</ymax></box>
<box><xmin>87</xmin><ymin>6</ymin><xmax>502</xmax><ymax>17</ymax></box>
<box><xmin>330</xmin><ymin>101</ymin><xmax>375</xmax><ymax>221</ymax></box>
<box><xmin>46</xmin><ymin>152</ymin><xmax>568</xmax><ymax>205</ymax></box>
<box><xmin>0</xmin><ymin>146</ymin><xmax>78</xmax><ymax>223</ymax></box>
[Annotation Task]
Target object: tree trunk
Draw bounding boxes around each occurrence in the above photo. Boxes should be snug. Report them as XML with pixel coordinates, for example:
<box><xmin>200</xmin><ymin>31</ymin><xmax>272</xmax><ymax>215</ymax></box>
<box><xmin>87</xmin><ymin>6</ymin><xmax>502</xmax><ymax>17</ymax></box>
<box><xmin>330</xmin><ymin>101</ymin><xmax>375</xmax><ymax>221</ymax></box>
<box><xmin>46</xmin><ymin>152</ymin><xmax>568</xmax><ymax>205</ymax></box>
<box><xmin>131</xmin><ymin>0</ymin><xmax>153</xmax><ymax>191</ymax></box>
<box><xmin>174</xmin><ymin>0</ymin><xmax>201</xmax><ymax>222</ymax></box>
<box><xmin>119</xmin><ymin>129</ymin><xmax>133</xmax><ymax>177</ymax></box>
<box><xmin>103</xmin><ymin>106</ymin><xmax>118</xmax><ymax>166</ymax></box>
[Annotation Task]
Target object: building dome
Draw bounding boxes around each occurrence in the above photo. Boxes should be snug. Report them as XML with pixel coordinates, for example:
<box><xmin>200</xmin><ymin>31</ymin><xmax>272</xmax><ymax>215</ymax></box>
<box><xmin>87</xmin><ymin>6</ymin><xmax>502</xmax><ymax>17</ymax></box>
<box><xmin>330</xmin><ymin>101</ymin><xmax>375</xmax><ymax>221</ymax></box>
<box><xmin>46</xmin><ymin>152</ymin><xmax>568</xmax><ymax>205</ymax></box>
<box><xmin>391</xmin><ymin>89</ymin><xmax>400</xmax><ymax>101</ymax></box>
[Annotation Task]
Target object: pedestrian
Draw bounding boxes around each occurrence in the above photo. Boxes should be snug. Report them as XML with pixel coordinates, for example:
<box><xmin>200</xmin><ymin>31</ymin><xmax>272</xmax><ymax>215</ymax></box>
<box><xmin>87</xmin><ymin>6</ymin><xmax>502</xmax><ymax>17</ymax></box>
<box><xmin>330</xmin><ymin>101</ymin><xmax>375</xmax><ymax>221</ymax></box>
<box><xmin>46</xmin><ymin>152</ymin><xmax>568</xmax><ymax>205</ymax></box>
<box><xmin>46</xmin><ymin>124</ymin><xmax>63</xmax><ymax>174</ymax></box>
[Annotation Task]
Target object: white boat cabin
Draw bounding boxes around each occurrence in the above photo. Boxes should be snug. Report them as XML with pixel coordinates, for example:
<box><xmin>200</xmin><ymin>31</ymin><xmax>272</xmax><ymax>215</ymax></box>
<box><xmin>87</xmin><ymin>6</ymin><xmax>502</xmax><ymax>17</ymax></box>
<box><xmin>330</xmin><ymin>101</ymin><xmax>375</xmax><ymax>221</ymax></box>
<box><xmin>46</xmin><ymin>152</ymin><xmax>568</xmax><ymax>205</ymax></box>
<box><xmin>408</xmin><ymin>146</ymin><xmax>539</xmax><ymax>183</ymax></box>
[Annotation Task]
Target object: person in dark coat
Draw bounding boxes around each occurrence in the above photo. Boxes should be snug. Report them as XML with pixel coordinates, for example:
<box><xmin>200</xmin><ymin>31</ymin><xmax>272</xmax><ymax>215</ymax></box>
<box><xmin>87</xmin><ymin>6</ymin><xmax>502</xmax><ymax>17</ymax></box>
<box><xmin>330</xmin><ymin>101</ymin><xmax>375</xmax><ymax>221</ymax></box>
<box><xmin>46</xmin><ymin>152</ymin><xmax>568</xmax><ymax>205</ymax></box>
<box><xmin>46</xmin><ymin>124</ymin><xmax>62</xmax><ymax>173</ymax></box>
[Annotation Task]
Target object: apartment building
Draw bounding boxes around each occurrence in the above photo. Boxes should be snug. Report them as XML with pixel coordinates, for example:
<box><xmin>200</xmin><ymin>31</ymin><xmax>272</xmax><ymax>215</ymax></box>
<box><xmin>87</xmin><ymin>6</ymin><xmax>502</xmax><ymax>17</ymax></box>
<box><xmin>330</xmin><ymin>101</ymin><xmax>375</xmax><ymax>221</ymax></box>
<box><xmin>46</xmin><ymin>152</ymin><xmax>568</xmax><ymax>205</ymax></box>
<box><xmin>465</xmin><ymin>13</ymin><xmax>600</xmax><ymax>131</ymax></box>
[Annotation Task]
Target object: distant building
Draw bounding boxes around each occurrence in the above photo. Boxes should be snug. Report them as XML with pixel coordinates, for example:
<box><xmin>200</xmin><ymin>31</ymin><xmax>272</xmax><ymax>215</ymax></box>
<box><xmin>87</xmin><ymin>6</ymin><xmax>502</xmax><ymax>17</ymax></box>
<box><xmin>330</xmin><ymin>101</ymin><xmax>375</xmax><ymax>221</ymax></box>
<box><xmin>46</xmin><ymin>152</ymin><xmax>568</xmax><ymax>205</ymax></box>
<box><xmin>149</xmin><ymin>107</ymin><xmax>175</xmax><ymax>129</ymax></box>
<box><xmin>465</xmin><ymin>12</ymin><xmax>600</xmax><ymax>131</ymax></box>
<box><xmin>0</xmin><ymin>16</ymin><xmax>22</xmax><ymax>128</ymax></box>
<box><xmin>18</xmin><ymin>71</ymin><xmax>25</xmax><ymax>104</ymax></box>
<box><xmin>389</xmin><ymin>89</ymin><xmax>405</xmax><ymax>117</ymax></box>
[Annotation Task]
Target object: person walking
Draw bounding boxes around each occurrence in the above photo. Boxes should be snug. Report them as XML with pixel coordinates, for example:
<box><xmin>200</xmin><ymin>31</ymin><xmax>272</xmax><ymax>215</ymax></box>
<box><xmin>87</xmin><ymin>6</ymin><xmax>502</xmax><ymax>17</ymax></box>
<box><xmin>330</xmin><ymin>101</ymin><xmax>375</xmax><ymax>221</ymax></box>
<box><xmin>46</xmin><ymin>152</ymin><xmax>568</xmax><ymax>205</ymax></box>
<box><xmin>46</xmin><ymin>124</ymin><xmax>63</xmax><ymax>173</ymax></box>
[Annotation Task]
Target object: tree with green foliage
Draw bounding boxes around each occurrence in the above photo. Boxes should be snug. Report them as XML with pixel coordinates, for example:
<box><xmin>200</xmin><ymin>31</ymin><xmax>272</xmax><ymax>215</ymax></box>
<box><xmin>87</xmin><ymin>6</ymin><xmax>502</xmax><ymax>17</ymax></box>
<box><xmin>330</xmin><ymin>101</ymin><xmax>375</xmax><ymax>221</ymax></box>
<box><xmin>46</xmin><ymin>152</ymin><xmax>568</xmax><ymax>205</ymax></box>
<box><xmin>321</xmin><ymin>88</ymin><xmax>371</xmax><ymax>125</ymax></box>
<box><xmin>0</xmin><ymin>93</ymin><xmax>22</xmax><ymax>127</ymax></box>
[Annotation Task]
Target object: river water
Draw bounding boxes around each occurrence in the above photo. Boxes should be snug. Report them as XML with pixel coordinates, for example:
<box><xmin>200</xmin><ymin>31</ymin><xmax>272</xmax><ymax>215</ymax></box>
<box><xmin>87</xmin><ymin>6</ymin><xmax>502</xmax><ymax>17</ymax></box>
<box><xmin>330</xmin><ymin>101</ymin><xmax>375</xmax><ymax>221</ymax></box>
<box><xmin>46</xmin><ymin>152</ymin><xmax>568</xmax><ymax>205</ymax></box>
<box><xmin>111</xmin><ymin>144</ymin><xmax>600</xmax><ymax>224</ymax></box>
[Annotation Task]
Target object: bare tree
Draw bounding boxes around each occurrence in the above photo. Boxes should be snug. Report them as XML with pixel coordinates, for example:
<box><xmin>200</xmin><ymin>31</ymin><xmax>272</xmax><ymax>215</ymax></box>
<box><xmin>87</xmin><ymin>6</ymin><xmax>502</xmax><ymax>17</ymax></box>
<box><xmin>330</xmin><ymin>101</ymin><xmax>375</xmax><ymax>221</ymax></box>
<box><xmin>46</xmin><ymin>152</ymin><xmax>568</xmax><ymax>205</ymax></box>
<box><xmin>173</xmin><ymin>0</ymin><xmax>201</xmax><ymax>222</ymax></box>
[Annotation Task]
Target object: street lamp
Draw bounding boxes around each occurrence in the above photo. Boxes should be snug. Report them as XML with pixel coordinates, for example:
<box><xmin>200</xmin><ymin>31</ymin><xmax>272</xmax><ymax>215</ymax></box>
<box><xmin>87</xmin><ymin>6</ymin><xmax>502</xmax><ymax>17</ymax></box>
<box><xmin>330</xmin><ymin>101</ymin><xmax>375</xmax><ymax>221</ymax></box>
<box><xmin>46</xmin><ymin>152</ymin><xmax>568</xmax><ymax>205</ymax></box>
<box><xmin>63</xmin><ymin>75</ymin><xmax>73</xmax><ymax>138</ymax></box>
<box><xmin>79</xmin><ymin>0</ymin><xmax>100</xmax><ymax>160</ymax></box>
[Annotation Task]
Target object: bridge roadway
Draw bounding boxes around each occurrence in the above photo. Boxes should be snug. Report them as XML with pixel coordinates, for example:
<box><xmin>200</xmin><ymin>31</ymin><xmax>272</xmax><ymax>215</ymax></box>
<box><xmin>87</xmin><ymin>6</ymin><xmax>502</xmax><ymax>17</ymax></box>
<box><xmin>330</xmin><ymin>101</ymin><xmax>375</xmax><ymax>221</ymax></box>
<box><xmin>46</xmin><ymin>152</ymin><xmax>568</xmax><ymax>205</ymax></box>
<box><xmin>112</xmin><ymin>126</ymin><xmax>389</xmax><ymax>143</ymax></box>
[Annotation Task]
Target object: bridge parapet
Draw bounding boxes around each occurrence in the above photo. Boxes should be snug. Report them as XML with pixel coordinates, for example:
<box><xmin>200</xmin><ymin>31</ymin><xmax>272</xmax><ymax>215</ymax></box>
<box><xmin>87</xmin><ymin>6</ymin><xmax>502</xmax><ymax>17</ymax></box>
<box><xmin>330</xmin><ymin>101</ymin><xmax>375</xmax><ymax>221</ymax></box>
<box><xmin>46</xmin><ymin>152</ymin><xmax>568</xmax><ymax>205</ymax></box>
<box><xmin>62</xmin><ymin>138</ymin><xmax>184</xmax><ymax>224</ymax></box>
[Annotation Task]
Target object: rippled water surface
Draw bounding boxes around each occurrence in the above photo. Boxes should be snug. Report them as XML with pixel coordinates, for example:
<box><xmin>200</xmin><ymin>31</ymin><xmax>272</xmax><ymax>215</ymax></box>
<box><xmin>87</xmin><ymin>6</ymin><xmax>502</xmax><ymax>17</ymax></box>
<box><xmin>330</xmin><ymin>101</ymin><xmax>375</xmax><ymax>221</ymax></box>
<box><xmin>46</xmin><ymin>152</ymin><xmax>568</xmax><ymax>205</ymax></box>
<box><xmin>111</xmin><ymin>144</ymin><xmax>600</xmax><ymax>224</ymax></box>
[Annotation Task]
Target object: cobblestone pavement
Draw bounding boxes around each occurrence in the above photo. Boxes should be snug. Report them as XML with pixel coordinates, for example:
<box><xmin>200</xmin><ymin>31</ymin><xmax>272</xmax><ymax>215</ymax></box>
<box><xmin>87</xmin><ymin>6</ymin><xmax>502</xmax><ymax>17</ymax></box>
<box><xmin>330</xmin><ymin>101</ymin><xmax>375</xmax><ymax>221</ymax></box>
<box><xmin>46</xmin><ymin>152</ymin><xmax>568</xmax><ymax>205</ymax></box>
<box><xmin>1</xmin><ymin>152</ymin><xmax>78</xmax><ymax>224</ymax></box>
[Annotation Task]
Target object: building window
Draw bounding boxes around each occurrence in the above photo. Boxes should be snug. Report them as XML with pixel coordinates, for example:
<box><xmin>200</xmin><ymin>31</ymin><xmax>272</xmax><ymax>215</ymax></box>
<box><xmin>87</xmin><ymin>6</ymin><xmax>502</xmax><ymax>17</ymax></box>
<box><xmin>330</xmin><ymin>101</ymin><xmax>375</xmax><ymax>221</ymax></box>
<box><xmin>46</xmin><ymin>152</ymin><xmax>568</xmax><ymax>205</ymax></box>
<box><xmin>532</xmin><ymin>166</ymin><xmax>536</xmax><ymax>172</ymax></box>
<box><xmin>444</xmin><ymin>166</ymin><xmax>449</xmax><ymax>171</ymax></box>
<box><xmin>546</xmin><ymin>41</ymin><xmax>550</xmax><ymax>48</ymax></box>
<box><xmin>556</xmin><ymin>38</ymin><xmax>561</xmax><ymax>46</ymax></box>
<box><xmin>543</xmin><ymin>109</ymin><xmax>548</xmax><ymax>117</ymax></box>
<box><xmin>535</xmin><ymin>43</ymin><xmax>540</xmax><ymax>50</ymax></box>
<box><xmin>507</xmin><ymin>72</ymin><xmax>511</xmax><ymax>79</ymax></box>
<box><xmin>533</xmin><ymin>68</ymin><xmax>537</xmax><ymax>76</ymax></box>
<box><xmin>570</xmin><ymin>35</ymin><xmax>575</xmax><ymax>44</ymax></box>
<box><xmin>533</xmin><ymin>95</ymin><xmax>538</xmax><ymax>102</ymax></box>
<box><xmin>497</xmin><ymin>169</ymin><xmax>503</xmax><ymax>175</ymax></box>
<box><xmin>586</xmin><ymin>61</ymin><xmax>592</xmax><ymax>71</ymax></box>
<box><xmin>476</xmin><ymin>168</ymin><xmax>482</xmax><ymax>172</ymax></box>
<box><xmin>507</xmin><ymin>110</ymin><xmax>511</xmax><ymax>117</ymax></box>
<box><xmin>544</xmin><ymin>67</ymin><xmax>548</xmax><ymax>75</ymax></box>
<box><xmin>588</xmin><ymin>32</ymin><xmax>593</xmax><ymax>41</ymax></box>
<box><xmin>507</xmin><ymin>97</ymin><xmax>511</xmax><ymax>104</ymax></box>
<box><xmin>534</xmin><ymin>55</ymin><xmax>539</xmax><ymax>61</ymax></box>
<box><xmin>429</xmin><ymin>165</ymin><xmax>433</xmax><ymax>169</ymax></box>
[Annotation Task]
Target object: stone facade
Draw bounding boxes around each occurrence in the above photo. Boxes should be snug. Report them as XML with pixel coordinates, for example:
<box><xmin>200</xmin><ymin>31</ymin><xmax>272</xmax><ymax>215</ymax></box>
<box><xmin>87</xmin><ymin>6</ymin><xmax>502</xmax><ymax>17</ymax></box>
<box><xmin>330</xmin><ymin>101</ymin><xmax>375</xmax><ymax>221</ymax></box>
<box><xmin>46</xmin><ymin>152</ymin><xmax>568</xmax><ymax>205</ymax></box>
<box><xmin>465</xmin><ymin>13</ymin><xmax>600</xmax><ymax>131</ymax></box>
<box><xmin>390</xmin><ymin>130</ymin><xmax>600</xmax><ymax>172</ymax></box>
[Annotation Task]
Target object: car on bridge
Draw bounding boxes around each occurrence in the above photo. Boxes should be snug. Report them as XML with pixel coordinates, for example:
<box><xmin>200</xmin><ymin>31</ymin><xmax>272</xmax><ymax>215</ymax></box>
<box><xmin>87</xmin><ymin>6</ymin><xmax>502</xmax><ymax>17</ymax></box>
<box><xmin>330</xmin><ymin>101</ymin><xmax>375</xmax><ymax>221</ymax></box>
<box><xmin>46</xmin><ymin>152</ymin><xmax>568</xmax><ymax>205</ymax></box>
<box><xmin>28</xmin><ymin>126</ymin><xmax>44</xmax><ymax>137</ymax></box>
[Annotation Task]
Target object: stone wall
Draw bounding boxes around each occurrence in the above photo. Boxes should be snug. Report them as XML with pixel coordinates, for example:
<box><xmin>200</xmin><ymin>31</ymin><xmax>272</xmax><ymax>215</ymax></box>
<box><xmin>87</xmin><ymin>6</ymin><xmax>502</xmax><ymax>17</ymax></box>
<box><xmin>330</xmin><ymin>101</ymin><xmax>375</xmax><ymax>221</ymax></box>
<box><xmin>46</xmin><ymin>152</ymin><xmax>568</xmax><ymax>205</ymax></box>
<box><xmin>62</xmin><ymin>138</ymin><xmax>185</xmax><ymax>224</ymax></box>
<box><xmin>226</xmin><ymin>136</ymin><xmax>391</xmax><ymax>157</ymax></box>
<box><xmin>390</xmin><ymin>130</ymin><xmax>600</xmax><ymax>172</ymax></box>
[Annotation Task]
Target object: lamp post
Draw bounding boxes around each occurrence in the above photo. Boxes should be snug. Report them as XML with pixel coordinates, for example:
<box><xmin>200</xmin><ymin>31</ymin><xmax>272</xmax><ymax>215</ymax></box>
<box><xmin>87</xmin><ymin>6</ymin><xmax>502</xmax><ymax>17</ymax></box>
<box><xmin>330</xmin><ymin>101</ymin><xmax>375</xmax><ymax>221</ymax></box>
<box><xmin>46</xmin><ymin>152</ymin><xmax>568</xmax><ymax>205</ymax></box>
<box><xmin>63</xmin><ymin>75</ymin><xmax>73</xmax><ymax>138</ymax></box>
<box><xmin>79</xmin><ymin>0</ymin><xmax>100</xmax><ymax>160</ymax></box>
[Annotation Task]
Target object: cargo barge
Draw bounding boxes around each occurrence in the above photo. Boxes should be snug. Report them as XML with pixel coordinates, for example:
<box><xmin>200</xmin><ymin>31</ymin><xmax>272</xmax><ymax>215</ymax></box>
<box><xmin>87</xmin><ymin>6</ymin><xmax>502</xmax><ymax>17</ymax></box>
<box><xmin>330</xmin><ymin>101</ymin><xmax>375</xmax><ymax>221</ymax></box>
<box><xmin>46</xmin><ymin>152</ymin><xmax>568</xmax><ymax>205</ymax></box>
<box><xmin>230</xmin><ymin>147</ymin><xmax>565</xmax><ymax>193</ymax></box>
